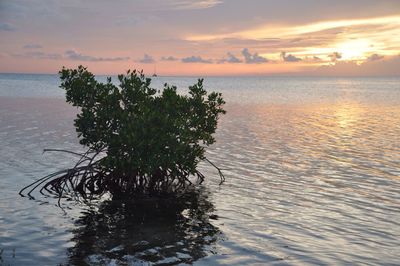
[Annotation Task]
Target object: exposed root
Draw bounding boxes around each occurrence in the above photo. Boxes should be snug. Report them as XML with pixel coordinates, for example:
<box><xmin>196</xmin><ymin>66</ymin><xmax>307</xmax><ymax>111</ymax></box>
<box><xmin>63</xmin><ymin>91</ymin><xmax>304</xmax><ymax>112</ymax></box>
<box><xmin>19</xmin><ymin>148</ymin><xmax>225</xmax><ymax>203</ymax></box>
<box><xmin>204</xmin><ymin>158</ymin><xmax>225</xmax><ymax>185</ymax></box>
<box><xmin>43</xmin><ymin>149</ymin><xmax>92</xmax><ymax>159</ymax></box>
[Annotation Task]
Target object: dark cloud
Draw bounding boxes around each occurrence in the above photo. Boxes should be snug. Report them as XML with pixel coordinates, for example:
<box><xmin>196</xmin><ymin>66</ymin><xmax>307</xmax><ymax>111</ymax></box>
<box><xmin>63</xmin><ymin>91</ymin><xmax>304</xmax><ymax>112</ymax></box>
<box><xmin>181</xmin><ymin>56</ymin><xmax>213</xmax><ymax>63</ymax></box>
<box><xmin>281</xmin><ymin>51</ymin><xmax>302</xmax><ymax>62</ymax></box>
<box><xmin>65</xmin><ymin>50</ymin><xmax>130</xmax><ymax>62</ymax></box>
<box><xmin>0</xmin><ymin>23</ymin><xmax>16</xmax><ymax>31</ymax></box>
<box><xmin>328</xmin><ymin>52</ymin><xmax>342</xmax><ymax>62</ymax></box>
<box><xmin>161</xmin><ymin>56</ymin><xmax>179</xmax><ymax>61</ymax></box>
<box><xmin>23</xmin><ymin>44</ymin><xmax>42</xmax><ymax>49</ymax></box>
<box><xmin>217</xmin><ymin>52</ymin><xmax>242</xmax><ymax>63</ymax></box>
<box><xmin>241</xmin><ymin>48</ymin><xmax>268</xmax><ymax>64</ymax></box>
<box><xmin>138</xmin><ymin>54</ymin><xmax>156</xmax><ymax>64</ymax></box>
<box><xmin>367</xmin><ymin>53</ymin><xmax>384</xmax><ymax>61</ymax></box>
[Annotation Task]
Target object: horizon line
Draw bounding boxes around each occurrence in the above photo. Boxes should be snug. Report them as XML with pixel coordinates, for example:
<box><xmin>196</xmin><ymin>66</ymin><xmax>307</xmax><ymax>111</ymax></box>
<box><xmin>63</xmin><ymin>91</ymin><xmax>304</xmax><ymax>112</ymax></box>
<box><xmin>0</xmin><ymin>71</ymin><xmax>399</xmax><ymax>78</ymax></box>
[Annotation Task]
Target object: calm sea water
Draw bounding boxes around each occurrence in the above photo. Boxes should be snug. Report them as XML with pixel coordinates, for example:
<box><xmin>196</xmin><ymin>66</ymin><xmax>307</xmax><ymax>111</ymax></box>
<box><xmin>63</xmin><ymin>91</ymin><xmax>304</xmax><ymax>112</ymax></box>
<box><xmin>0</xmin><ymin>73</ymin><xmax>399</xmax><ymax>265</ymax></box>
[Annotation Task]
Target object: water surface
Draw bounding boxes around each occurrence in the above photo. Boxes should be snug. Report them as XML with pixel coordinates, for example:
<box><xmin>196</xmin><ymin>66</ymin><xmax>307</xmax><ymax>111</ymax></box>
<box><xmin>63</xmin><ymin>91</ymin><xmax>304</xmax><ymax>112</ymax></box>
<box><xmin>0</xmin><ymin>74</ymin><xmax>399</xmax><ymax>265</ymax></box>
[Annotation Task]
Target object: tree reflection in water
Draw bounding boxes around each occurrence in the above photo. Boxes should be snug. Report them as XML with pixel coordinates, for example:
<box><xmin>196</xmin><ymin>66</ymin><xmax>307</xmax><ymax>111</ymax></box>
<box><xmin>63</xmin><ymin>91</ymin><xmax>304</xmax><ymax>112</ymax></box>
<box><xmin>68</xmin><ymin>187</ymin><xmax>221</xmax><ymax>265</ymax></box>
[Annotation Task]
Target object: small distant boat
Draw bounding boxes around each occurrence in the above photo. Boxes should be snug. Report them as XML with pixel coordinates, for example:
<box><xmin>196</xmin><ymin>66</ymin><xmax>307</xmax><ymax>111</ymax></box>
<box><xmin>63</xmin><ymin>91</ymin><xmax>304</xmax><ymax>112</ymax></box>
<box><xmin>152</xmin><ymin>65</ymin><xmax>158</xmax><ymax>77</ymax></box>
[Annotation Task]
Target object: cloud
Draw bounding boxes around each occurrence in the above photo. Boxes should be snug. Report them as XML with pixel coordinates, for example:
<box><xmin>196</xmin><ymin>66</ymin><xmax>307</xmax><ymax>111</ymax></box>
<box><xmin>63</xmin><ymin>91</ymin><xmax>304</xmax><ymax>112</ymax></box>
<box><xmin>281</xmin><ymin>51</ymin><xmax>302</xmax><ymax>62</ymax></box>
<box><xmin>367</xmin><ymin>53</ymin><xmax>384</xmax><ymax>61</ymax></box>
<box><xmin>304</xmin><ymin>56</ymin><xmax>322</xmax><ymax>62</ymax></box>
<box><xmin>218</xmin><ymin>52</ymin><xmax>242</xmax><ymax>63</ymax></box>
<box><xmin>23</xmin><ymin>44</ymin><xmax>42</xmax><ymax>49</ymax></box>
<box><xmin>114</xmin><ymin>17</ymin><xmax>140</xmax><ymax>26</ymax></box>
<box><xmin>241</xmin><ymin>48</ymin><xmax>268</xmax><ymax>64</ymax></box>
<box><xmin>161</xmin><ymin>56</ymin><xmax>179</xmax><ymax>61</ymax></box>
<box><xmin>114</xmin><ymin>15</ymin><xmax>161</xmax><ymax>27</ymax></box>
<box><xmin>12</xmin><ymin>51</ymin><xmax>61</xmax><ymax>60</ymax></box>
<box><xmin>138</xmin><ymin>54</ymin><xmax>155</xmax><ymax>64</ymax></box>
<box><xmin>181</xmin><ymin>56</ymin><xmax>213</xmax><ymax>63</ymax></box>
<box><xmin>12</xmin><ymin>50</ymin><xmax>131</xmax><ymax>62</ymax></box>
<box><xmin>313</xmin><ymin>56</ymin><xmax>322</xmax><ymax>61</ymax></box>
<box><xmin>314</xmin><ymin>56</ymin><xmax>400</xmax><ymax>76</ymax></box>
<box><xmin>0</xmin><ymin>23</ymin><xmax>16</xmax><ymax>31</ymax></box>
<box><xmin>2</xmin><ymin>1</ymin><xmax>400</xmax><ymax>76</ymax></box>
<box><xmin>170</xmin><ymin>0</ymin><xmax>223</xmax><ymax>10</ymax></box>
<box><xmin>328</xmin><ymin>52</ymin><xmax>342</xmax><ymax>62</ymax></box>
<box><xmin>65</xmin><ymin>50</ymin><xmax>130</xmax><ymax>62</ymax></box>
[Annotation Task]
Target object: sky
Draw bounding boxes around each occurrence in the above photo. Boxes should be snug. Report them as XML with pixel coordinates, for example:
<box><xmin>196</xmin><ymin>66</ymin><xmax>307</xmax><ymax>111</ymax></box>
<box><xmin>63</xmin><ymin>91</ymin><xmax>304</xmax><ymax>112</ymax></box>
<box><xmin>0</xmin><ymin>0</ymin><xmax>400</xmax><ymax>76</ymax></box>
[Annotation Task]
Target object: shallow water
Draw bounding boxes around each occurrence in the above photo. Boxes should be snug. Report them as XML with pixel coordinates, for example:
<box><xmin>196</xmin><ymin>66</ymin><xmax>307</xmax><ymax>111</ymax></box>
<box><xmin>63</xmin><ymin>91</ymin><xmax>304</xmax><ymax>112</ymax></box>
<box><xmin>0</xmin><ymin>74</ymin><xmax>399</xmax><ymax>265</ymax></box>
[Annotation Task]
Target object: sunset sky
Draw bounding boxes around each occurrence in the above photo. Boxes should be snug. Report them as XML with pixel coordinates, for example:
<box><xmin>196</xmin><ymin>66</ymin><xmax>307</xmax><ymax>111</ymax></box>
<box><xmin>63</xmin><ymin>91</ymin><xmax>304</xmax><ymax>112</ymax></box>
<box><xmin>1</xmin><ymin>0</ymin><xmax>400</xmax><ymax>76</ymax></box>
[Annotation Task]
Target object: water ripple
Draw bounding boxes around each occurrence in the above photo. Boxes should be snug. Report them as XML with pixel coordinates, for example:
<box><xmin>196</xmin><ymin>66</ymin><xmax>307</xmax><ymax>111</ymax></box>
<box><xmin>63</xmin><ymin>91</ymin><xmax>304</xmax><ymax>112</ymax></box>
<box><xmin>1</xmin><ymin>77</ymin><xmax>400</xmax><ymax>265</ymax></box>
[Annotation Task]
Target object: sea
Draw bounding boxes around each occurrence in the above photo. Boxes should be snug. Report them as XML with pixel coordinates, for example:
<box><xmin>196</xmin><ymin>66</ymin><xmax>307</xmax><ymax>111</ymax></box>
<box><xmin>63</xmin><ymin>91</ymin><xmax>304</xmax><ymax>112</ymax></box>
<box><xmin>0</xmin><ymin>73</ymin><xmax>399</xmax><ymax>265</ymax></box>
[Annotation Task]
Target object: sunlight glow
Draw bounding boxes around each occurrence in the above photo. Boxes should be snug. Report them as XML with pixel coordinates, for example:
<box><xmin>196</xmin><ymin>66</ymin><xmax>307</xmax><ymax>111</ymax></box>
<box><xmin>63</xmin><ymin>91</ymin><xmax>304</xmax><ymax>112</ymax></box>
<box><xmin>334</xmin><ymin>39</ymin><xmax>372</xmax><ymax>60</ymax></box>
<box><xmin>287</xmin><ymin>16</ymin><xmax>400</xmax><ymax>36</ymax></box>
<box><xmin>185</xmin><ymin>15</ymin><xmax>400</xmax><ymax>64</ymax></box>
<box><xmin>334</xmin><ymin>103</ymin><xmax>363</xmax><ymax>129</ymax></box>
